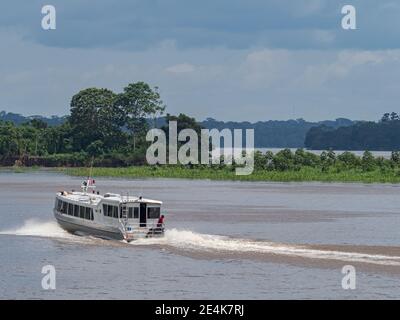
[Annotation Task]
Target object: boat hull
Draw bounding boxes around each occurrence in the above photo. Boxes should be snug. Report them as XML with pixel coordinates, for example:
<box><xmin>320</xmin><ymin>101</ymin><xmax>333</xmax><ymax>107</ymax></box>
<box><xmin>54</xmin><ymin>210</ymin><xmax>164</xmax><ymax>241</ymax></box>
<box><xmin>54</xmin><ymin>211</ymin><xmax>124</xmax><ymax>240</ymax></box>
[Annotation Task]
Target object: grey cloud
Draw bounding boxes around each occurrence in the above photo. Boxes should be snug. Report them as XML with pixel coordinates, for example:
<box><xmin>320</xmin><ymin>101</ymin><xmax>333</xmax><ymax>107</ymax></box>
<box><xmin>1</xmin><ymin>0</ymin><xmax>400</xmax><ymax>50</ymax></box>
<box><xmin>1</xmin><ymin>1</ymin><xmax>399</xmax><ymax>122</ymax></box>
<box><xmin>1</xmin><ymin>29</ymin><xmax>400</xmax><ymax>121</ymax></box>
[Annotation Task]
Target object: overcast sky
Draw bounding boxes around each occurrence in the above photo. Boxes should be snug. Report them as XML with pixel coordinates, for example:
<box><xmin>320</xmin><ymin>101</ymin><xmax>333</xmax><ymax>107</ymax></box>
<box><xmin>1</xmin><ymin>0</ymin><xmax>400</xmax><ymax>121</ymax></box>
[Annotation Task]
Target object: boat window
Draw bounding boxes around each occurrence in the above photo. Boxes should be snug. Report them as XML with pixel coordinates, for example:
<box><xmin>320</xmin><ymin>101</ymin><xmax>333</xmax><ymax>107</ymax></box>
<box><xmin>79</xmin><ymin>206</ymin><xmax>84</xmax><ymax>218</ymax></box>
<box><xmin>56</xmin><ymin>199</ymin><xmax>61</xmax><ymax>211</ymax></box>
<box><xmin>90</xmin><ymin>209</ymin><xmax>94</xmax><ymax>221</ymax></box>
<box><xmin>148</xmin><ymin>207</ymin><xmax>161</xmax><ymax>219</ymax></box>
<box><xmin>127</xmin><ymin>207</ymin><xmax>139</xmax><ymax>219</ymax></box>
<box><xmin>77</xmin><ymin>206</ymin><xmax>82</xmax><ymax>218</ymax></box>
<box><xmin>113</xmin><ymin>206</ymin><xmax>118</xmax><ymax>218</ymax></box>
<box><xmin>61</xmin><ymin>201</ymin><xmax>67</xmax><ymax>214</ymax></box>
<box><xmin>74</xmin><ymin>205</ymin><xmax>79</xmax><ymax>217</ymax></box>
<box><xmin>102</xmin><ymin>204</ymin><xmax>118</xmax><ymax>218</ymax></box>
<box><xmin>108</xmin><ymin>205</ymin><xmax>113</xmax><ymax>217</ymax></box>
<box><xmin>67</xmin><ymin>203</ymin><xmax>73</xmax><ymax>216</ymax></box>
<box><xmin>104</xmin><ymin>204</ymin><xmax>109</xmax><ymax>216</ymax></box>
<box><xmin>85</xmin><ymin>207</ymin><xmax>91</xmax><ymax>220</ymax></box>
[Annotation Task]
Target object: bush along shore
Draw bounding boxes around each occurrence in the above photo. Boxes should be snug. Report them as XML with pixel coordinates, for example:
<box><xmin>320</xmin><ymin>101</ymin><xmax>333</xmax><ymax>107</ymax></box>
<box><xmin>2</xmin><ymin>82</ymin><xmax>400</xmax><ymax>183</ymax></box>
<box><xmin>51</xmin><ymin>149</ymin><xmax>400</xmax><ymax>183</ymax></box>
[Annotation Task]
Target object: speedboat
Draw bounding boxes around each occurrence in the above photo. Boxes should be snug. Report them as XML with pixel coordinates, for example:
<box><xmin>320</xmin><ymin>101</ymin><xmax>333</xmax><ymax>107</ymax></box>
<box><xmin>53</xmin><ymin>178</ymin><xmax>165</xmax><ymax>241</ymax></box>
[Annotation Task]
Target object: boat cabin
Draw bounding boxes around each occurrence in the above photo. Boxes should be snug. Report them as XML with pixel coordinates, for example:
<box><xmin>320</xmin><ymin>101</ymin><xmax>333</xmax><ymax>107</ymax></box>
<box><xmin>54</xmin><ymin>186</ymin><xmax>164</xmax><ymax>240</ymax></box>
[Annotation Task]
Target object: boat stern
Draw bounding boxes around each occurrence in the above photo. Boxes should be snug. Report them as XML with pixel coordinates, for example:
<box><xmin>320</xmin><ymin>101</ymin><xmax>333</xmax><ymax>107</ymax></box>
<box><xmin>123</xmin><ymin>225</ymin><xmax>165</xmax><ymax>241</ymax></box>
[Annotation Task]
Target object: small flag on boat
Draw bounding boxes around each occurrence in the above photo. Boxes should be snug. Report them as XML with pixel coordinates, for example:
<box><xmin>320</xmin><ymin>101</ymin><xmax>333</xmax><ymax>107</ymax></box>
<box><xmin>87</xmin><ymin>178</ymin><xmax>95</xmax><ymax>186</ymax></box>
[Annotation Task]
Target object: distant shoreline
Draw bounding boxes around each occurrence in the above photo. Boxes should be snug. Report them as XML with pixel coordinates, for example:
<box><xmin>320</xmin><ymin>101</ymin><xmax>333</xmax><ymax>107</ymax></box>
<box><xmin>2</xmin><ymin>166</ymin><xmax>390</xmax><ymax>184</ymax></box>
<box><xmin>61</xmin><ymin>167</ymin><xmax>400</xmax><ymax>184</ymax></box>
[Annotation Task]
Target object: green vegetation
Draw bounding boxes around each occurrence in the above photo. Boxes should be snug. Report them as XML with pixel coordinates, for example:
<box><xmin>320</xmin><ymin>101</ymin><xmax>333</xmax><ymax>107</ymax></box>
<box><xmin>62</xmin><ymin>149</ymin><xmax>400</xmax><ymax>183</ymax></box>
<box><xmin>305</xmin><ymin>112</ymin><xmax>400</xmax><ymax>151</ymax></box>
<box><xmin>0</xmin><ymin>82</ymin><xmax>165</xmax><ymax>167</ymax></box>
<box><xmin>2</xmin><ymin>81</ymin><xmax>400</xmax><ymax>183</ymax></box>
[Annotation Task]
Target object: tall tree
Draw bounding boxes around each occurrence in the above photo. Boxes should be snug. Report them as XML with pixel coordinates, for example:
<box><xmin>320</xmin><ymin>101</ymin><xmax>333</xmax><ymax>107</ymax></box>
<box><xmin>69</xmin><ymin>88</ymin><xmax>123</xmax><ymax>151</ymax></box>
<box><xmin>161</xmin><ymin>113</ymin><xmax>205</xmax><ymax>163</ymax></box>
<box><xmin>116</xmin><ymin>82</ymin><xmax>165</xmax><ymax>150</ymax></box>
<box><xmin>162</xmin><ymin>113</ymin><xmax>203</xmax><ymax>137</ymax></box>
<box><xmin>381</xmin><ymin>113</ymin><xmax>390</xmax><ymax>122</ymax></box>
<box><xmin>390</xmin><ymin>112</ymin><xmax>399</xmax><ymax>121</ymax></box>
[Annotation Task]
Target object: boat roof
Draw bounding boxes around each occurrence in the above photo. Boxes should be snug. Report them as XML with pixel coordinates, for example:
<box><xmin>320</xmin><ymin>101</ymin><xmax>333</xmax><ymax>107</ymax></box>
<box><xmin>57</xmin><ymin>191</ymin><xmax>162</xmax><ymax>206</ymax></box>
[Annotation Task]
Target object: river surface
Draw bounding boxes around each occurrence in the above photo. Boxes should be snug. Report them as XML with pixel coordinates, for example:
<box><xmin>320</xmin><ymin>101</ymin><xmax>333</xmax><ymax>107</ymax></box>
<box><xmin>0</xmin><ymin>170</ymin><xmax>399</xmax><ymax>299</ymax></box>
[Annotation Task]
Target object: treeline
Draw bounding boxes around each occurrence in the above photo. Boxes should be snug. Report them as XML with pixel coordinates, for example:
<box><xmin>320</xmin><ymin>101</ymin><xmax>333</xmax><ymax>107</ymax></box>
<box><xmin>0</xmin><ymin>111</ymin><xmax>66</xmax><ymax>126</ymax></box>
<box><xmin>154</xmin><ymin>117</ymin><xmax>354</xmax><ymax>148</ymax></box>
<box><xmin>305</xmin><ymin>113</ymin><xmax>400</xmax><ymax>151</ymax></box>
<box><xmin>1</xmin><ymin>111</ymin><xmax>354</xmax><ymax>148</ymax></box>
<box><xmin>253</xmin><ymin>149</ymin><xmax>400</xmax><ymax>173</ymax></box>
<box><xmin>201</xmin><ymin>118</ymin><xmax>353</xmax><ymax>148</ymax></box>
<box><xmin>0</xmin><ymin>82</ymin><xmax>166</xmax><ymax>167</ymax></box>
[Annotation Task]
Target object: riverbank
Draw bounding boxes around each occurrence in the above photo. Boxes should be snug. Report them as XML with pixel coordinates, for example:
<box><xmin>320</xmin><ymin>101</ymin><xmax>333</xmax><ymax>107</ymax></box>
<box><xmin>4</xmin><ymin>148</ymin><xmax>400</xmax><ymax>183</ymax></box>
<box><xmin>56</xmin><ymin>166</ymin><xmax>400</xmax><ymax>183</ymax></box>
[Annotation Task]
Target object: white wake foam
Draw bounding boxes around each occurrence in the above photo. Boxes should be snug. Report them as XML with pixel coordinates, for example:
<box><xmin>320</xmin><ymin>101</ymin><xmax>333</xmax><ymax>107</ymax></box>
<box><xmin>132</xmin><ymin>229</ymin><xmax>400</xmax><ymax>266</ymax></box>
<box><xmin>3</xmin><ymin>222</ymin><xmax>400</xmax><ymax>266</ymax></box>
<box><xmin>0</xmin><ymin>219</ymin><xmax>77</xmax><ymax>240</ymax></box>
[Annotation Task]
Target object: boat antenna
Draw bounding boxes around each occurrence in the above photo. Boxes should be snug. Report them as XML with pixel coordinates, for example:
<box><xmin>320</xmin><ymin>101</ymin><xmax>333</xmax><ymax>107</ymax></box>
<box><xmin>88</xmin><ymin>156</ymin><xmax>94</xmax><ymax>179</ymax></box>
<box><xmin>139</xmin><ymin>186</ymin><xmax>143</xmax><ymax>198</ymax></box>
<box><xmin>82</xmin><ymin>157</ymin><xmax>96</xmax><ymax>194</ymax></box>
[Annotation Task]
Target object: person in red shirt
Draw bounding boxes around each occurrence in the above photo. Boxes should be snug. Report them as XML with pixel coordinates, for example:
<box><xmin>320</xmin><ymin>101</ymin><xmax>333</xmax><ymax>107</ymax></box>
<box><xmin>157</xmin><ymin>215</ymin><xmax>165</xmax><ymax>227</ymax></box>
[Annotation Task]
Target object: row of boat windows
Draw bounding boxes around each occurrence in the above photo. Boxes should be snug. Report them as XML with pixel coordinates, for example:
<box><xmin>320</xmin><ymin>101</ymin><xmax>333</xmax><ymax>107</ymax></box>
<box><xmin>56</xmin><ymin>199</ymin><xmax>94</xmax><ymax>221</ymax></box>
<box><xmin>102</xmin><ymin>204</ymin><xmax>161</xmax><ymax>219</ymax></box>
<box><xmin>102</xmin><ymin>204</ymin><xmax>121</xmax><ymax>218</ymax></box>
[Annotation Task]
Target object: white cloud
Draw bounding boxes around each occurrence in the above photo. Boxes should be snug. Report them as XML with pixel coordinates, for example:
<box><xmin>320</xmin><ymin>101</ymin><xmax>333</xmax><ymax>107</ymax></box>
<box><xmin>313</xmin><ymin>30</ymin><xmax>336</xmax><ymax>45</ymax></box>
<box><xmin>165</xmin><ymin>63</ymin><xmax>196</xmax><ymax>74</ymax></box>
<box><xmin>239</xmin><ymin>49</ymin><xmax>293</xmax><ymax>88</ymax></box>
<box><xmin>301</xmin><ymin>50</ymin><xmax>390</xmax><ymax>86</ymax></box>
<box><xmin>290</xmin><ymin>0</ymin><xmax>325</xmax><ymax>16</ymax></box>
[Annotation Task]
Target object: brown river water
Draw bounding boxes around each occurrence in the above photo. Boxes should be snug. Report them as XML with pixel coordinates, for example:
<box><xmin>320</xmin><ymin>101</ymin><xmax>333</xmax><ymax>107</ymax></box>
<box><xmin>0</xmin><ymin>170</ymin><xmax>399</xmax><ymax>299</ymax></box>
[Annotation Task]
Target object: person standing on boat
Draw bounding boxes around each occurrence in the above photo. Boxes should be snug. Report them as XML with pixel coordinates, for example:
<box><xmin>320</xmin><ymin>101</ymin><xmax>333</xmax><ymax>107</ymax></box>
<box><xmin>157</xmin><ymin>215</ymin><xmax>165</xmax><ymax>228</ymax></box>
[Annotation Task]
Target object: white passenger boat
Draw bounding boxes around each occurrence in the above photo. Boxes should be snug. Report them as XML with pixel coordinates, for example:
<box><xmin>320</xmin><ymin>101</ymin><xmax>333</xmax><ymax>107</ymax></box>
<box><xmin>53</xmin><ymin>178</ymin><xmax>165</xmax><ymax>241</ymax></box>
